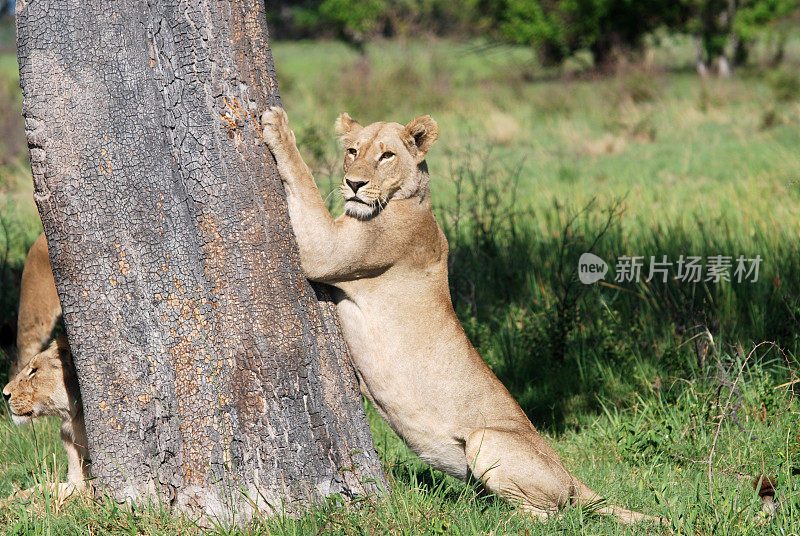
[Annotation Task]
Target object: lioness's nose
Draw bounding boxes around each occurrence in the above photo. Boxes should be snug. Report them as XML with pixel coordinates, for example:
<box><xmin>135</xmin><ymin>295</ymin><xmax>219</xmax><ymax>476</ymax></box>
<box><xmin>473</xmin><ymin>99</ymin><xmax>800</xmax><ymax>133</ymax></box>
<box><xmin>346</xmin><ymin>179</ymin><xmax>367</xmax><ymax>194</ymax></box>
<box><xmin>2</xmin><ymin>387</ymin><xmax>10</xmax><ymax>402</ymax></box>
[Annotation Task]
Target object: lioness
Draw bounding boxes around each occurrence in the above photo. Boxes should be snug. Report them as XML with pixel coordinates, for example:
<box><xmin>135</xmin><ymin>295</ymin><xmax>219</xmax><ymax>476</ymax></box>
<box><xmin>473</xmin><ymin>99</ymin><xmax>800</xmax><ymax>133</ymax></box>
<box><xmin>261</xmin><ymin>107</ymin><xmax>659</xmax><ymax>523</ymax></box>
<box><xmin>3</xmin><ymin>336</ymin><xmax>90</xmax><ymax>494</ymax></box>
<box><xmin>5</xmin><ymin>234</ymin><xmax>88</xmax><ymax>496</ymax></box>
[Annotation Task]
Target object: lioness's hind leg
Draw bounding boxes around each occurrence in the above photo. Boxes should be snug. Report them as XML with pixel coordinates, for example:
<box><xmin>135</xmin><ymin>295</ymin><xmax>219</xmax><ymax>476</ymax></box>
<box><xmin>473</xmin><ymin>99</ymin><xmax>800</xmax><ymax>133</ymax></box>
<box><xmin>465</xmin><ymin>428</ymin><xmax>660</xmax><ymax>525</ymax></box>
<box><xmin>464</xmin><ymin>428</ymin><xmax>574</xmax><ymax>517</ymax></box>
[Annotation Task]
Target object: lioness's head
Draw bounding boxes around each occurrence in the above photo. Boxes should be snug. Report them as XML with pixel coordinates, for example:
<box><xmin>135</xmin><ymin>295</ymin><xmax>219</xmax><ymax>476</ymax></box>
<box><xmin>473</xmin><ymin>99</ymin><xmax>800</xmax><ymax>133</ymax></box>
<box><xmin>335</xmin><ymin>113</ymin><xmax>438</xmax><ymax>220</ymax></box>
<box><xmin>3</xmin><ymin>336</ymin><xmax>79</xmax><ymax>425</ymax></box>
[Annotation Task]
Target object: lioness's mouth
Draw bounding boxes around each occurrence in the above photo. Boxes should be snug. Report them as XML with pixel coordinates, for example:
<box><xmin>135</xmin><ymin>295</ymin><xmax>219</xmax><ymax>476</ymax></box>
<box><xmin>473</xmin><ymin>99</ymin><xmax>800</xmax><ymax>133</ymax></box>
<box><xmin>346</xmin><ymin>197</ymin><xmax>370</xmax><ymax>205</ymax></box>
<box><xmin>9</xmin><ymin>411</ymin><xmax>33</xmax><ymax>426</ymax></box>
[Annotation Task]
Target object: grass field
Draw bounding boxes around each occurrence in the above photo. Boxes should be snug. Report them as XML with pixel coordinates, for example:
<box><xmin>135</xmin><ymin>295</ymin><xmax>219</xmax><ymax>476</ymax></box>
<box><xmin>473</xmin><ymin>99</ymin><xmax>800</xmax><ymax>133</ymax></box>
<box><xmin>0</xmin><ymin>35</ymin><xmax>799</xmax><ymax>534</ymax></box>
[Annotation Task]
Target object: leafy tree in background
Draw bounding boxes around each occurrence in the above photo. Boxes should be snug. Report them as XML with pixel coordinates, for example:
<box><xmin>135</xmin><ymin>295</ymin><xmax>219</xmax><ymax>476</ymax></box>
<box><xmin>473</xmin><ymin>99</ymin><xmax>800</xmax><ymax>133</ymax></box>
<box><xmin>266</xmin><ymin>0</ymin><xmax>798</xmax><ymax>72</ymax></box>
<box><xmin>684</xmin><ymin>0</ymin><xmax>799</xmax><ymax>75</ymax></box>
<box><xmin>485</xmin><ymin>0</ymin><xmax>798</xmax><ymax>72</ymax></box>
<box><xmin>684</xmin><ymin>0</ymin><xmax>730</xmax><ymax>75</ymax></box>
<box><xmin>490</xmin><ymin>0</ymin><xmax>688</xmax><ymax>67</ymax></box>
<box><xmin>314</xmin><ymin>0</ymin><xmax>387</xmax><ymax>51</ymax></box>
<box><xmin>734</xmin><ymin>0</ymin><xmax>799</xmax><ymax>64</ymax></box>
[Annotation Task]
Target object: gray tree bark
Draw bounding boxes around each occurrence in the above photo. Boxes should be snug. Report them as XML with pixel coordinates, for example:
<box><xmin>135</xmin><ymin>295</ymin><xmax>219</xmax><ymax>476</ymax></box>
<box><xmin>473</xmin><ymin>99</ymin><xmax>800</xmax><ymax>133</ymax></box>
<box><xmin>15</xmin><ymin>0</ymin><xmax>386</xmax><ymax>522</ymax></box>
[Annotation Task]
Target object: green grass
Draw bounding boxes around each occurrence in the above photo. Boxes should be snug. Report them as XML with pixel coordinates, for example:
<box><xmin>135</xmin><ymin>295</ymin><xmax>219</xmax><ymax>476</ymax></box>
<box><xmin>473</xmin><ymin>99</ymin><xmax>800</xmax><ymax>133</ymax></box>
<box><xmin>1</xmin><ymin>35</ymin><xmax>799</xmax><ymax>534</ymax></box>
<box><xmin>1</xmin><ymin>369</ymin><xmax>797</xmax><ymax>534</ymax></box>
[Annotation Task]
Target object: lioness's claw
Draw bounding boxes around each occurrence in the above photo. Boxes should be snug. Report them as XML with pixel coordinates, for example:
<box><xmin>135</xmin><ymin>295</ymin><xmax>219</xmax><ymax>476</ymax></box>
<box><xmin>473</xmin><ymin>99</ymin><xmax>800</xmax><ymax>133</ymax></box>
<box><xmin>261</xmin><ymin>106</ymin><xmax>294</xmax><ymax>149</ymax></box>
<box><xmin>261</xmin><ymin>105</ymin><xmax>285</xmax><ymax>128</ymax></box>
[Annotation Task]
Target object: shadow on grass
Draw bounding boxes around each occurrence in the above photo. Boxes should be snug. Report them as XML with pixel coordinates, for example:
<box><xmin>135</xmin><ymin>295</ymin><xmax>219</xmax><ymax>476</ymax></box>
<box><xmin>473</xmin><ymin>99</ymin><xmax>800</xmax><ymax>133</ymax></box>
<box><xmin>438</xmin><ymin>161</ymin><xmax>800</xmax><ymax>432</ymax></box>
<box><xmin>388</xmin><ymin>460</ymin><xmax>507</xmax><ymax>515</ymax></box>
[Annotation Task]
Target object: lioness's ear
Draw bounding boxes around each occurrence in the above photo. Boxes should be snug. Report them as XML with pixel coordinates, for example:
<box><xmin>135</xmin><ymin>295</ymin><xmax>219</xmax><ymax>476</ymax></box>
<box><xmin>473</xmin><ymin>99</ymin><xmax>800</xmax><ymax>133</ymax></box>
<box><xmin>334</xmin><ymin>112</ymin><xmax>362</xmax><ymax>140</ymax></box>
<box><xmin>405</xmin><ymin>115</ymin><xmax>438</xmax><ymax>157</ymax></box>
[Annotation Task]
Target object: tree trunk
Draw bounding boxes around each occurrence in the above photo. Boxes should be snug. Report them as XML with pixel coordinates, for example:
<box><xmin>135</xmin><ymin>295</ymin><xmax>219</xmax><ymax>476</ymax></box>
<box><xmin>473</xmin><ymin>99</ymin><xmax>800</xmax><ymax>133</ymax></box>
<box><xmin>694</xmin><ymin>34</ymin><xmax>709</xmax><ymax>77</ymax></box>
<box><xmin>15</xmin><ymin>0</ymin><xmax>387</xmax><ymax>523</ymax></box>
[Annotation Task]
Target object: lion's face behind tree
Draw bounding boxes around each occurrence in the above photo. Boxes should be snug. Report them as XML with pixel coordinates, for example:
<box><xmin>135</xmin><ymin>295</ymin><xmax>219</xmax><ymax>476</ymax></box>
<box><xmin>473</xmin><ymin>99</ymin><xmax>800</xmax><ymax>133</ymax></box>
<box><xmin>3</xmin><ymin>336</ymin><xmax>78</xmax><ymax>425</ymax></box>
<box><xmin>335</xmin><ymin>112</ymin><xmax>438</xmax><ymax>220</ymax></box>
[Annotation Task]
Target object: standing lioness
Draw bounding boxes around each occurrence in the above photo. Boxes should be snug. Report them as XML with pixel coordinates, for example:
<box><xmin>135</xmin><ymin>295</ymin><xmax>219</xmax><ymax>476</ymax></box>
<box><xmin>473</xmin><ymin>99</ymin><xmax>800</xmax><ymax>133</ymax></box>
<box><xmin>261</xmin><ymin>107</ymin><xmax>659</xmax><ymax>523</ymax></box>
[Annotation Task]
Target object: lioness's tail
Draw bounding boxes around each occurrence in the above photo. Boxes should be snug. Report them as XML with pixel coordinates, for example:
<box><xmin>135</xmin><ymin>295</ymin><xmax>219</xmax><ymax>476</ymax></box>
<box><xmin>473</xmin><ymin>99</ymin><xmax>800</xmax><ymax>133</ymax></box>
<box><xmin>574</xmin><ymin>479</ymin><xmax>664</xmax><ymax>525</ymax></box>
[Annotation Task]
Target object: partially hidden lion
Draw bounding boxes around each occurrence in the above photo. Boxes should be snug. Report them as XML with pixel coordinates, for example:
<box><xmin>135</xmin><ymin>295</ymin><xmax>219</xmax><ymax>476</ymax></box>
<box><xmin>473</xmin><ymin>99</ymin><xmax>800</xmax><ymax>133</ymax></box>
<box><xmin>261</xmin><ymin>106</ymin><xmax>660</xmax><ymax>523</ymax></box>
<box><xmin>4</xmin><ymin>233</ymin><xmax>89</xmax><ymax>496</ymax></box>
<box><xmin>3</xmin><ymin>335</ymin><xmax>90</xmax><ymax>495</ymax></box>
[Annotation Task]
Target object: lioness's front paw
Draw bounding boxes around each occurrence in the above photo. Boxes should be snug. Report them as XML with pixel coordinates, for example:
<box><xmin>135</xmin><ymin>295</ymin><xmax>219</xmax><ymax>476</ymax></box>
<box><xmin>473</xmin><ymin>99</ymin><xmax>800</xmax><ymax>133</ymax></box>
<box><xmin>261</xmin><ymin>106</ymin><xmax>295</xmax><ymax>149</ymax></box>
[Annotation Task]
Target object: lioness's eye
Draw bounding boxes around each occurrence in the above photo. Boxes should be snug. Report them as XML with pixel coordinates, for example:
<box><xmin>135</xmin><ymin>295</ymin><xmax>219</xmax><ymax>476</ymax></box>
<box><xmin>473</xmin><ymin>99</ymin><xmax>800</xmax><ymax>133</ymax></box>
<box><xmin>380</xmin><ymin>151</ymin><xmax>395</xmax><ymax>160</ymax></box>
<box><xmin>28</xmin><ymin>367</ymin><xmax>37</xmax><ymax>375</ymax></box>
<box><xmin>347</xmin><ymin>148</ymin><xmax>357</xmax><ymax>156</ymax></box>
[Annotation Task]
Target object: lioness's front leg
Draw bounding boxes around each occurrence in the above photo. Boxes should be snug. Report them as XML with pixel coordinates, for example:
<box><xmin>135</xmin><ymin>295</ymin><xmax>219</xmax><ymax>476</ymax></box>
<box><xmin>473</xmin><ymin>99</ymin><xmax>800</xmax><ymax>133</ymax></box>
<box><xmin>261</xmin><ymin>106</ymin><xmax>336</xmax><ymax>270</ymax></box>
<box><xmin>261</xmin><ymin>107</ymin><xmax>392</xmax><ymax>282</ymax></box>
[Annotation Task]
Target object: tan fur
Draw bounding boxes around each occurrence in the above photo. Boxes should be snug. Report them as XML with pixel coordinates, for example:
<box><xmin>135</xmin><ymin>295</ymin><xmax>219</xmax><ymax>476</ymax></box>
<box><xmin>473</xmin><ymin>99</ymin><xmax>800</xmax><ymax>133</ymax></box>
<box><xmin>261</xmin><ymin>107</ymin><xmax>660</xmax><ymax>523</ymax></box>
<box><xmin>12</xmin><ymin>233</ymin><xmax>62</xmax><ymax>377</ymax></box>
<box><xmin>3</xmin><ymin>337</ymin><xmax>90</xmax><ymax>494</ymax></box>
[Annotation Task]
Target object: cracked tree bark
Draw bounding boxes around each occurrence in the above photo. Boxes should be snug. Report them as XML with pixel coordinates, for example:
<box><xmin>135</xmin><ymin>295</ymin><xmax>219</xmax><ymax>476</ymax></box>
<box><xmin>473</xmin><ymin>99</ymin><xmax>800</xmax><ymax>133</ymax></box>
<box><xmin>15</xmin><ymin>0</ymin><xmax>387</xmax><ymax>522</ymax></box>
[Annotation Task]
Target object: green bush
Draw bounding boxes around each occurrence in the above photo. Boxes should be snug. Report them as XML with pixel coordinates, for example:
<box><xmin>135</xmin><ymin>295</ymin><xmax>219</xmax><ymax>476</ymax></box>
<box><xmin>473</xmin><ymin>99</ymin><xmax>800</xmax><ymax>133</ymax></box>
<box><xmin>492</xmin><ymin>0</ymin><xmax>685</xmax><ymax>66</ymax></box>
<box><xmin>319</xmin><ymin>0</ymin><xmax>386</xmax><ymax>43</ymax></box>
